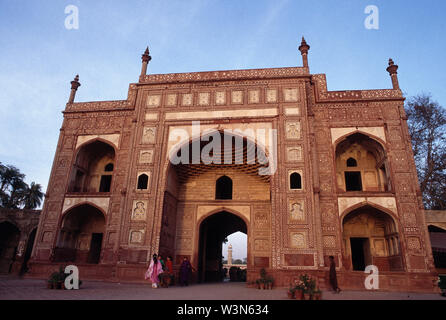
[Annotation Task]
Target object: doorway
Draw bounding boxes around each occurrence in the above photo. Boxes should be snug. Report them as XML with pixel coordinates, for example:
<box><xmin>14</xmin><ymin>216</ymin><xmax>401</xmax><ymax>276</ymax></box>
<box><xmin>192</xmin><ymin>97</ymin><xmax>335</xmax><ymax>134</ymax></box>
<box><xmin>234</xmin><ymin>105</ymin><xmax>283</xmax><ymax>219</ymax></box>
<box><xmin>345</xmin><ymin>172</ymin><xmax>362</xmax><ymax>191</ymax></box>
<box><xmin>350</xmin><ymin>237</ymin><xmax>370</xmax><ymax>271</ymax></box>
<box><xmin>87</xmin><ymin>233</ymin><xmax>103</xmax><ymax>264</ymax></box>
<box><xmin>198</xmin><ymin>211</ymin><xmax>247</xmax><ymax>283</ymax></box>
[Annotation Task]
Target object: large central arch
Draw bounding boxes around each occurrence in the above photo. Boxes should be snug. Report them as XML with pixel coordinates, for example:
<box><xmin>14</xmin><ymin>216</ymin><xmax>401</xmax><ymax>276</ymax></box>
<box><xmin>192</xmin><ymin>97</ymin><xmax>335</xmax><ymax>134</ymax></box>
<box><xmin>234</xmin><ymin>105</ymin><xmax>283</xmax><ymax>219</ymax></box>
<box><xmin>158</xmin><ymin>130</ymin><xmax>271</xmax><ymax>283</ymax></box>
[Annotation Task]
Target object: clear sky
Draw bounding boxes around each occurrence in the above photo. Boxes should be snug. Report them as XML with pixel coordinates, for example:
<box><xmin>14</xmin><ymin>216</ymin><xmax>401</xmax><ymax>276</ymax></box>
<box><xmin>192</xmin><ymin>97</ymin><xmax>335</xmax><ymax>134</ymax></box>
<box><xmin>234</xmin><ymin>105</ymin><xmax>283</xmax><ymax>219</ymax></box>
<box><xmin>1</xmin><ymin>1</ymin><xmax>445</xmax><ymax>257</ymax></box>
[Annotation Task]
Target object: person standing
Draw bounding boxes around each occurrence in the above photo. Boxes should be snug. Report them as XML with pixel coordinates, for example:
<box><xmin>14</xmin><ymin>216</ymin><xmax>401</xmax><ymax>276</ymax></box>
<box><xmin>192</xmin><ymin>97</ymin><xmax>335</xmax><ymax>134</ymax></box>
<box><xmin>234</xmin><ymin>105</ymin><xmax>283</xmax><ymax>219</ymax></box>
<box><xmin>145</xmin><ymin>254</ymin><xmax>163</xmax><ymax>288</ymax></box>
<box><xmin>328</xmin><ymin>256</ymin><xmax>341</xmax><ymax>293</ymax></box>
<box><xmin>165</xmin><ymin>256</ymin><xmax>174</xmax><ymax>286</ymax></box>
<box><xmin>158</xmin><ymin>254</ymin><xmax>166</xmax><ymax>271</ymax></box>
<box><xmin>179</xmin><ymin>257</ymin><xmax>194</xmax><ymax>286</ymax></box>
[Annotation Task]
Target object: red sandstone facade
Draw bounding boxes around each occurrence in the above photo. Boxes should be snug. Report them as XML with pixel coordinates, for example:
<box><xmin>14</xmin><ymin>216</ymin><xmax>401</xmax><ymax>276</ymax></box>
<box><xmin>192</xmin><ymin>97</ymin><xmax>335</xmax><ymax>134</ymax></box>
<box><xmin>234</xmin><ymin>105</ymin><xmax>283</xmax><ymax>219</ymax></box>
<box><xmin>28</xmin><ymin>39</ymin><xmax>438</xmax><ymax>292</ymax></box>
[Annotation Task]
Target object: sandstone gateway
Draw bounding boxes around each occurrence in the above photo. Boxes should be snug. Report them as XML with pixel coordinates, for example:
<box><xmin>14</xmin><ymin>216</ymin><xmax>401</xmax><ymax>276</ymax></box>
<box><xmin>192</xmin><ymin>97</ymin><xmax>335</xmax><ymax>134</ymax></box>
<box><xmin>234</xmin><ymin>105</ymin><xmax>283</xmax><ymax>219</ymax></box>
<box><xmin>28</xmin><ymin>38</ymin><xmax>438</xmax><ymax>292</ymax></box>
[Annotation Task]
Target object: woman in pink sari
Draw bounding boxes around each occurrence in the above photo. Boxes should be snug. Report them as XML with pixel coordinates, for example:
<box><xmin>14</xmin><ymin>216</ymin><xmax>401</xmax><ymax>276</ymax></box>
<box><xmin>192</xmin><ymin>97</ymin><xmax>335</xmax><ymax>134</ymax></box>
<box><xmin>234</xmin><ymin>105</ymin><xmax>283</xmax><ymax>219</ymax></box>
<box><xmin>145</xmin><ymin>254</ymin><xmax>163</xmax><ymax>288</ymax></box>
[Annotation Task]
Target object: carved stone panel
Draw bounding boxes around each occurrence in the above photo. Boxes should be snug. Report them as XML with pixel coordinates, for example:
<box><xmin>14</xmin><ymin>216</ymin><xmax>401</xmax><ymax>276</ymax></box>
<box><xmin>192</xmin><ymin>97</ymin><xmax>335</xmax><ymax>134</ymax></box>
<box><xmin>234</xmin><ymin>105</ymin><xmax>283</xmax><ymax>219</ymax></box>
<box><xmin>286</xmin><ymin>146</ymin><xmax>303</xmax><ymax>162</ymax></box>
<box><xmin>288</xmin><ymin>199</ymin><xmax>305</xmax><ymax>223</ymax></box>
<box><xmin>198</xmin><ymin>92</ymin><xmax>210</xmax><ymax>106</ymax></box>
<box><xmin>248</xmin><ymin>90</ymin><xmax>260</xmax><ymax>104</ymax></box>
<box><xmin>147</xmin><ymin>95</ymin><xmax>161</xmax><ymax>108</ymax></box>
<box><xmin>142</xmin><ymin>127</ymin><xmax>156</xmax><ymax>144</ymax></box>
<box><xmin>266</xmin><ymin>89</ymin><xmax>277</xmax><ymax>103</ymax></box>
<box><xmin>215</xmin><ymin>91</ymin><xmax>226</xmax><ymax>105</ymax></box>
<box><xmin>289</xmin><ymin>231</ymin><xmax>307</xmax><ymax>249</ymax></box>
<box><xmin>139</xmin><ymin>150</ymin><xmax>154</xmax><ymax>164</ymax></box>
<box><xmin>131</xmin><ymin>200</ymin><xmax>148</xmax><ymax>221</ymax></box>
<box><xmin>286</xmin><ymin>121</ymin><xmax>301</xmax><ymax>140</ymax></box>
<box><xmin>283</xmin><ymin>88</ymin><xmax>299</xmax><ymax>102</ymax></box>
<box><xmin>166</xmin><ymin>93</ymin><xmax>178</xmax><ymax>107</ymax></box>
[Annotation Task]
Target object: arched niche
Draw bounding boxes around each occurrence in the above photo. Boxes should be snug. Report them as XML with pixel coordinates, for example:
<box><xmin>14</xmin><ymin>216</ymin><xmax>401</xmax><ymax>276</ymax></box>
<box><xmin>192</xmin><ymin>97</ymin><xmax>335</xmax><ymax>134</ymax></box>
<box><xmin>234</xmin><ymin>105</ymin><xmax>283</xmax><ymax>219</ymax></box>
<box><xmin>342</xmin><ymin>205</ymin><xmax>403</xmax><ymax>272</ymax></box>
<box><xmin>54</xmin><ymin>204</ymin><xmax>106</xmax><ymax>264</ymax></box>
<box><xmin>68</xmin><ymin>140</ymin><xmax>116</xmax><ymax>193</ymax></box>
<box><xmin>335</xmin><ymin>133</ymin><xmax>390</xmax><ymax>192</ymax></box>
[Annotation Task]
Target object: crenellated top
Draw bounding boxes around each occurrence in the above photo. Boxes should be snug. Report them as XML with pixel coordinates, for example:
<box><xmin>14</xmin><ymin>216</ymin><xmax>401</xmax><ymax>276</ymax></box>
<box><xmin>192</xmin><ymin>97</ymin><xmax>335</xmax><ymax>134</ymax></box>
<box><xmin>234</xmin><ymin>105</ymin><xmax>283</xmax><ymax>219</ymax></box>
<box><xmin>139</xmin><ymin>66</ymin><xmax>310</xmax><ymax>84</ymax></box>
<box><xmin>312</xmin><ymin>74</ymin><xmax>404</xmax><ymax>102</ymax></box>
<box><xmin>64</xmin><ymin>83</ymin><xmax>138</xmax><ymax>113</ymax></box>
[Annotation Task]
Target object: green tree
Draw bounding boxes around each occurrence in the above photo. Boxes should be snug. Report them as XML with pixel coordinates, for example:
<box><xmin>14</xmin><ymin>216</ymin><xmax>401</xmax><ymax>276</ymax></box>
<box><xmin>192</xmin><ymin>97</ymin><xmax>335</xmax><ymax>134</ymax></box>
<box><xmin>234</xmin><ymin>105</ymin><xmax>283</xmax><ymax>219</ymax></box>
<box><xmin>405</xmin><ymin>94</ymin><xmax>446</xmax><ymax>209</ymax></box>
<box><xmin>22</xmin><ymin>182</ymin><xmax>44</xmax><ymax>209</ymax></box>
<box><xmin>0</xmin><ymin>162</ymin><xmax>44</xmax><ymax>209</ymax></box>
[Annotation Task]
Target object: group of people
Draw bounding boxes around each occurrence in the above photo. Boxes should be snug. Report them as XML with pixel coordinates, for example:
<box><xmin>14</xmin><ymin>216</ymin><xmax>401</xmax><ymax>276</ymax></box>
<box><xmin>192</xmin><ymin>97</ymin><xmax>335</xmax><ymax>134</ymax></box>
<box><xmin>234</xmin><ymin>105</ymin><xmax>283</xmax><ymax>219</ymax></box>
<box><xmin>145</xmin><ymin>254</ymin><xmax>194</xmax><ymax>288</ymax></box>
<box><xmin>146</xmin><ymin>254</ymin><xmax>341</xmax><ymax>293</ymax></box>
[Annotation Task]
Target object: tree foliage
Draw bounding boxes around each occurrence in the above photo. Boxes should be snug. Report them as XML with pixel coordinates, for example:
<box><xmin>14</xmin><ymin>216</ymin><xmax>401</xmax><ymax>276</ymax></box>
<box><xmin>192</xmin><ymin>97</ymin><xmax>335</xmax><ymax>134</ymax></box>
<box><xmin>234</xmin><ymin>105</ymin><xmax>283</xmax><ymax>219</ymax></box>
<box><xmin>0</xmin><ymin>162</ymin><xmax>44</xmax><ymax>210</ymax></box>
<box><xmin>405</xmin><ymin>94</ymin><xmax>446</xmax><ymax>209</ymax></box>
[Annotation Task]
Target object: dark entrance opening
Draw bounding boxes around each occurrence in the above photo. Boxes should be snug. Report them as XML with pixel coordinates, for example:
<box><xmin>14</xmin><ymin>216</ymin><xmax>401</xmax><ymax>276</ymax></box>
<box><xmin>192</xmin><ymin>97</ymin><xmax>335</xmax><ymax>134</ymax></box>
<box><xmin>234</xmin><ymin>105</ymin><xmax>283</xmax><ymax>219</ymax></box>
<box><xmin>87</xmin><ymin>233</ymin><xmax>103</xmax><ymax>264</ymax></box>
<box><xmin>0</xmin><ymin>222</ymin><xmax>20</xmax><ymax>274</ymax></box>
<box><xmin>215</xmin><ymin>176</ymin><xmax>233</xmax><ymax>200</ymax></box>
<box><xmin>198</xmin><ymin>211</ymin><xmax>247</xmax><ymax>283</ymax></box>
<box><xmin>99</xmin><ymin>175</ymin><xmax>112</xmax><ymax>192</ymax></box>
<box><xmin>350</xmin><ymin>237</ymin><xmax>368</xmax><ymax>271</ymax></box>
<box><xmin>345</xmin><ymin>171</ymin><xmax>362</xmax><ymax>191</ymax></box>
<box><xmin>20</xmin><ymin>228</ymin><xmax>37</xmax><ymax>275</ymax></box>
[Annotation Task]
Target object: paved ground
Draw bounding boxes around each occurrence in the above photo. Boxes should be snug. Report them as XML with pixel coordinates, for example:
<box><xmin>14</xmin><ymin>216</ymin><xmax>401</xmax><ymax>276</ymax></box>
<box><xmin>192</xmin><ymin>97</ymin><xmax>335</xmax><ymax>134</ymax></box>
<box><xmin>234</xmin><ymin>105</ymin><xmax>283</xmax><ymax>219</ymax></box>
<box><xmin>0</xmin><ymin>276</ymin><xmax>444</xmax><ymax>300</ymax></box>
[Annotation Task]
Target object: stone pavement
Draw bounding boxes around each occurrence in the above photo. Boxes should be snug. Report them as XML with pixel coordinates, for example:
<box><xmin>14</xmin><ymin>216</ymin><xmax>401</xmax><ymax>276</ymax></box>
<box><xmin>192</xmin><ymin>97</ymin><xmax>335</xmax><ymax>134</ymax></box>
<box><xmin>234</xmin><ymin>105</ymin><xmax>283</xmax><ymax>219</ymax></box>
<box><xmin>0</xmin><ymin>276</ymin><xmax>444</xmax><ymax>300</ymax></box>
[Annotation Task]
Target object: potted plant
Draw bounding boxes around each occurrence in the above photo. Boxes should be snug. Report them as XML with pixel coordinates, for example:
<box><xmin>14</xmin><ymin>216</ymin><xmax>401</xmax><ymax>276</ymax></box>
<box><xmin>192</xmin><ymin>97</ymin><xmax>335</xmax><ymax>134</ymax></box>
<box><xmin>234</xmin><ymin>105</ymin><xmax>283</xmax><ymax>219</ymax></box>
<box><xmin>48</xmin><ymin>271</ymin><xmax>60</xmax><ymax>289</ymax></box>
<box><xmin>292</xmin><ymin>278</ymin><xmax>305</xmax><ymax>300</ymax></box>
<box><xmin>255</xmin><ymin>268</ymin><xmax>269</xmax><ymax>290</ymax></box>
<box><xmin>313</xmin><ymin>289</ymin><xmax>323</xmax><ymax>300</ymax></box>
<box><xmin>265</xmin><ymin>276</ymin><xmax>274</xmax><ymax>290</ymax></box>
<box><xmin>287</xmin><ymin>285</ymin><xmax>295</xmax><ymax>299</ymax></box>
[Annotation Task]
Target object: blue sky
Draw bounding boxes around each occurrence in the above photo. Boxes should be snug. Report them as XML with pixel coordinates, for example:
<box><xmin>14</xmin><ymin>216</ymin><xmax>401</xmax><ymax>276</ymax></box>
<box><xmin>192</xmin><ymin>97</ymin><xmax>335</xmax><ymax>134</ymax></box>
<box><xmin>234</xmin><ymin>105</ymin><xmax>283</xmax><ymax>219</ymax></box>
<box><xmin>1</xmin><ymin>0</ymin><xmax>445</xmax><ymax>191</ymax></box>
<box><xmin>0</xmin><ymin>2</ymin><xmax>445</xmax><ymax>256</ymax></box>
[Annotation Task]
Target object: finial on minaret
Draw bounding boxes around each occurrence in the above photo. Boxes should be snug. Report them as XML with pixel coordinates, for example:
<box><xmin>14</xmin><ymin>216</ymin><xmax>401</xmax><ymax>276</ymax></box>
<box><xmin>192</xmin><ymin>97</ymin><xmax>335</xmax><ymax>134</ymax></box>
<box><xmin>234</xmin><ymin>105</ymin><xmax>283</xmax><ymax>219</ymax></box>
<box><xmin>227</xmin><ymin>243</ymin><xmax>233</xmax><ymax>266</ymax></box>
<box><xmin>140</xmin><ymin>46</ymin><xmax>152</xmax><ymax>78</ymax></box>
<box><xmin>68</xmin><ymin>74</ymin><xmax>81</xmax><ymax>104</ymax></box>
<box><xmin>298</xmin><ymin>37</ymin><xmax>310</xmax><ymax>69</ymax></box>
<box><xmin>386</xmin><ymin>58</ymin><xmax>400</xmax><ymax>90</ymax></box>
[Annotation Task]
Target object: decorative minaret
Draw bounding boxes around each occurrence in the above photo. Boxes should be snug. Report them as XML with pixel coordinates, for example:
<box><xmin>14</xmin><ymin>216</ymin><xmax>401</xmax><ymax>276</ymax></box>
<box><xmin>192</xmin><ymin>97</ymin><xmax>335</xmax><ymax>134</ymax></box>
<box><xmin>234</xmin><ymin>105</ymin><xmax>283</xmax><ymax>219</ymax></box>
<box><xmin>140</xmin><ymin>46</ymin><xmax>152</xmax><ymax>78</ymax></box>
<box><xmin>227</xmin><ymin>244</ymin><xmax>233</xmax><ymax>266</ymax></box>
<box><xmin>298</xmin><ymin>37</ymin><xmax>310</xmax><ymax>69</ymax></box>
<box><xmin>386</xmin><ymin>58</ymin><xmax>400</xmax><ymax>90</ymax></box>
<box><xmin>68</xmin><ymin>74</ymin><xmax>81</xmax><ymax>104</ymax></box>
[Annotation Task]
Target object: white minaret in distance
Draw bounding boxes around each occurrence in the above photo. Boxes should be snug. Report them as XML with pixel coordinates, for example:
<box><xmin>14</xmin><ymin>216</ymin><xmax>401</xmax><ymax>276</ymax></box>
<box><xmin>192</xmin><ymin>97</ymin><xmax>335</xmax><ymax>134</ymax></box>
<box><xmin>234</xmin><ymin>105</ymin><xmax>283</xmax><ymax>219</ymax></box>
<box><xmin>228</xmin><ymin>244</ymin><xmax>233</xmax><ymax>266</ymax></box>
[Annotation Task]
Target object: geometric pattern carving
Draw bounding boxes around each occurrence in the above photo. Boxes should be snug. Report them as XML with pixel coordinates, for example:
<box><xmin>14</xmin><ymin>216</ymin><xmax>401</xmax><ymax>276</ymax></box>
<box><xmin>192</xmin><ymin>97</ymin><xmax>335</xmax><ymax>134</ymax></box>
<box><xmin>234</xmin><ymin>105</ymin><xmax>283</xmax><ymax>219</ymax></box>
<box><xmin>215</xmin><ymin>91</ymin><xmax>226</xmax><ymax>105</ymax></box>
<box><xmin>147</xmin><ymin>95</ymin><xmax>161</xmax><ymax>107</ymax></box>
<box><xmin>323</xmin><ymin>235</ymin><xmax>336</xmax><ymax>248</ymax></box>
<box><xmin>283</xmin><ymin>88</ymin><xmax>299</xmax><ymax>102</ymax></box>
<box><xmin>407</xmin><ymin>237</ymin><xmax>421</xmax><ymax>252</ymax></box>
<box><xmin>231</xmin><ymin>90</ymin><xmax>243</xmax><ymax>104</ymax></box>
<box><xmin>249</xmin><ymin>90</ymin><xmax>260</xmax><ymax>104</ymax></box>
<box><xmin>166</xmin><ymin>93</ymin><xmax>177</xmax><ymax>107</ymax></box>
<box><xmin>198</xmin><ymin>92</ymin><xmax>210</xmax><ymax>106</ymax></box>
<box><xmin>254</xmin><ymin>239</ymin><xmax>270</xmax><ymax>251</ymax></box>
<box><xmin>254</xmin><ymin>211</ymin><xmax>269</xmax><ymax>229</ymax></box>
<box><xmin>182</xmin><ymin>93</ymin><xmax>193</xmax><ymax>106</ymax></box>
<box><xmin>266</xmin><ymin>89</ymin><xmax>277</xmax><ymax>103</ymax></box>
